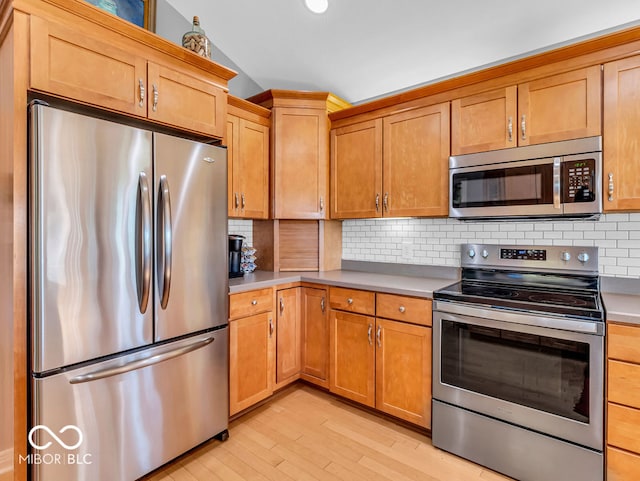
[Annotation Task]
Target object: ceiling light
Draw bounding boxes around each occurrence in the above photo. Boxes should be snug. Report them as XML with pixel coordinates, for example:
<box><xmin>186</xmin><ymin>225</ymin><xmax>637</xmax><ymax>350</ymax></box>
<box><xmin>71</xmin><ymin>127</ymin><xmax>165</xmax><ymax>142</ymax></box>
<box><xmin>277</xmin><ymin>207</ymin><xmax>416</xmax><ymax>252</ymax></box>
<box><xmin>305</xmin><ymin>0</ymin><xmax>328</xmax><ymax>14</ymax></box>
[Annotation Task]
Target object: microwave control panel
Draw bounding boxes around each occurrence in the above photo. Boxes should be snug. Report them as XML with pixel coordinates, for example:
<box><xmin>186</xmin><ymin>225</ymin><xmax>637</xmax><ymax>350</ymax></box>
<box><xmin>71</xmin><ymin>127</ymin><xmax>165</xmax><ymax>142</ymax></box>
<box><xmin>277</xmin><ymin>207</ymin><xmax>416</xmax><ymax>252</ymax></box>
<box><xmin>563</xmin><ymin>158</ymin><xmax>596</xmax><ymax>203</ymax></box>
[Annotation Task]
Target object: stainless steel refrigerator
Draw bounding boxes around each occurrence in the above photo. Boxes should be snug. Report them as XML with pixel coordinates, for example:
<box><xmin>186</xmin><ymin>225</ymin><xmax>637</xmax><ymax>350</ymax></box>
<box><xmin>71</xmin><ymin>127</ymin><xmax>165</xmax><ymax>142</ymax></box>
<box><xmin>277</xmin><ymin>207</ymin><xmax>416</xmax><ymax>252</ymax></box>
<box><xmin>29</xmin><ymin>103</ymin><xmax>229</xmax><ymax>481</ymax></box>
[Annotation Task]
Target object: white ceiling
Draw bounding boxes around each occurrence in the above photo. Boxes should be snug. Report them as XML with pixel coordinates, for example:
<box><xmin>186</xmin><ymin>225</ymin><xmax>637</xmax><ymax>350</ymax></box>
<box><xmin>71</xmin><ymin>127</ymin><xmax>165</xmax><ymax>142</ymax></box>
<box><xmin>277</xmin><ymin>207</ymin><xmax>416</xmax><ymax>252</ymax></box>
<box><xmin>167</xmin><ymin>0</ymin><xmax>640</xmax><ymax>104</ymax></box>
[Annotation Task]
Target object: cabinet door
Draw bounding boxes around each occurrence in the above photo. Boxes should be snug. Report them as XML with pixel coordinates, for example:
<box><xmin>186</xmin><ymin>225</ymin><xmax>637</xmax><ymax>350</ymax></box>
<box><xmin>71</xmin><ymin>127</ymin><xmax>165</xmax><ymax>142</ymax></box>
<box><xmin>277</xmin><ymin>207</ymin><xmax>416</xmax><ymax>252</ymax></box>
<box><xmin>227</xmin><ymin>115</ymin><xmax>240</xmax><ymax>217</ymax></box>
<box><xmin>229</xmin><ymin>312</ymin><xmax>274</xmax><ymax>416</ymax></box>
<box><xmin>451</xmin><ymin>86</ymin><xmax>517</xmax><ymax>155</ymax></box>
<box><xmin>30</xmin><ymin>15</ymin><xmax>146</xmax><ymax>117</ymax></box>
<box><xmin>330</xmin><ymin>119</ymin><xmax>383</xmax><ymax>219</ymax></box>
<box><xmin>607</xmin><ymin>446</ymin><xmax>640</xmax><ymax>481</ymax></box>
<box><xmin>375</xmin><ymin>319</ymin><xmax>432</xmax><ymax>428</ymax></box>
<box><xmin>604</xmin><ymin>56</ymin><xmax>640</xmax><ymax>211</ymax></box>
<box><xmin>301</xmin><ymin>287</ymin><xmax>329</xmax><ymax>387</ymax></box>
<box><xmin>383</xmin><ymin>103</ymin><xmax>450</xmax><ymax>217</ymax></box>
<box><xmin>272</xmin><ymin>107</ymin><xmax>328</xmax><ymax>219</ymax></box>
<box><xmin>147</xmin><ymin>62</ymin><xmax>226</xmax><ymax>137</ymax></box>
<box><xmin>276</xmin><ymin>288</ymin><xmax>302</xmax><ymax>385</ymax></box>
<box><xmin>329</xmin><ymin>310</ymin><xmax>375</xmax><ymax>407</ymax></box>
<box><xmin>237</xmin><ymin>119</ymin><xmax>270</xmax><ymax>219</ymax></box>
<box><xmin>518</xmin><ymin>66</ymin><xmax>601</xmax><ymax>146</ymax></box>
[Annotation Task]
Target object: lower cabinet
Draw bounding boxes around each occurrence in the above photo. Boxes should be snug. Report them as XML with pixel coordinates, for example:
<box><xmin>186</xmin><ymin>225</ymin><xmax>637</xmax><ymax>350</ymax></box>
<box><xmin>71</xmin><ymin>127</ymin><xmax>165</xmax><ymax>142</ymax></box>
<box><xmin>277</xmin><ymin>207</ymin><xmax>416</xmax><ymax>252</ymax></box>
<box><xmin>329</xmin><ymin>288</ymin><xmax>433</xmax><ymax>428</ymax></box>
<box><xmin>607</xmin><ymin>322</ymin><xmax>640</xmax><ymax>480</ymax></box>
<box><xmin>275</xmin><ymin>287</ymin><xmax>302</xmax><ymax>386</ymax></box>
<box><xmin>229</xmin><ymin>312</ymin><xmax>274</xmax><ymax>416</ymax></box>
<box><xmin>301</xmin><ymin>287</ymin><xmax>329</xmax><ymax>387</ymax></box>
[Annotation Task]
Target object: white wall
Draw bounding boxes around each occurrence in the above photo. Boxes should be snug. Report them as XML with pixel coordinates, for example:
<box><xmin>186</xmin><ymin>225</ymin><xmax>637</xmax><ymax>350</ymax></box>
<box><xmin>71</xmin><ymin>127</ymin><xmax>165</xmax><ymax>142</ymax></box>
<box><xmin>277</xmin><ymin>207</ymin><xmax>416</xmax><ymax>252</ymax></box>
<box><xmin>343</xmin><ymin>214</ymin><xmax>640</xmax><ymax>278</ymax></box>
<box><xmin>228</xmin><ymin>219</ymin><xmax>253</xmax><ymax>247</ymax></box>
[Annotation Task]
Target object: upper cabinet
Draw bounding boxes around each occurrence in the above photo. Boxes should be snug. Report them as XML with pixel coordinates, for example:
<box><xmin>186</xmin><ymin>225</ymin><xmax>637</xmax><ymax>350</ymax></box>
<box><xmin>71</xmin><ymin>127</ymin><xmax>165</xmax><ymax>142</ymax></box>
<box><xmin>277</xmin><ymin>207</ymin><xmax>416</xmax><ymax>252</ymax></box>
<box><xmin>227</xmin><ymin>96</ymin><xmax>270</xmax><ymax>219</ymax></box>
<box><xmin>331</xmin><ymin>102</ymin><xmax>450</xmax><ymax>219</ymax></box>
<box><xmin>29</xmin><ymin>13</ymin><xmax>235</xmax><ymax>139</ymax></box>
<box><xmin>248</xmin><ymin>90</ymin><xmax>350</xmax><ymax>219</ymax></box>
<box><xmin>604</xmin><ymin>55</ymin><xmax>640</xmax><ymax>212</ymax></box>
<box><xmin>451</xmin><ymin>66</ymin><xmax>602</xmax><ymax>155</ymax></box>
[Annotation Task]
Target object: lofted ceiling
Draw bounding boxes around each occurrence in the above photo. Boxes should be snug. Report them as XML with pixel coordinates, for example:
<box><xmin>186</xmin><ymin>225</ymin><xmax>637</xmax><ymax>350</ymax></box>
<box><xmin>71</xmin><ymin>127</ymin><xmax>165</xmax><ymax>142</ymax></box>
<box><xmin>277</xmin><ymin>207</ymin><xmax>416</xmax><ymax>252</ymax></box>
<box><xmin>166</xmin><ymin>0</ymin><xmax>640</xmax><ymax>104</ymax></box>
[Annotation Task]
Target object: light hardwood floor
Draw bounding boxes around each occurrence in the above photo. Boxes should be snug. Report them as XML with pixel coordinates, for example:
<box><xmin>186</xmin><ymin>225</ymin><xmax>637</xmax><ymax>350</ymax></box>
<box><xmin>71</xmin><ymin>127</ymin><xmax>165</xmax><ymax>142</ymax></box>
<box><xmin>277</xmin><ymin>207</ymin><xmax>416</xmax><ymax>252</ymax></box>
<box><xmin>142</xmin><ymin>384</ymin><xmax>513</xmax><ymax>481</ymax></box>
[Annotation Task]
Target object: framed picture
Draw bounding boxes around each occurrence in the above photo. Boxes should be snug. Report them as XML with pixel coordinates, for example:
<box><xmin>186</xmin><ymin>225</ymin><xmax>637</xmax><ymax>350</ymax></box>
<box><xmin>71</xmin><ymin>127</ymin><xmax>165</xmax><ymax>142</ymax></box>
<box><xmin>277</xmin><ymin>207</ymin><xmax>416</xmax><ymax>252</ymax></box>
<box><xmin>87</xmin><ymin>0</ymin><xmax>157</xmax><ymax>32</ymax></box>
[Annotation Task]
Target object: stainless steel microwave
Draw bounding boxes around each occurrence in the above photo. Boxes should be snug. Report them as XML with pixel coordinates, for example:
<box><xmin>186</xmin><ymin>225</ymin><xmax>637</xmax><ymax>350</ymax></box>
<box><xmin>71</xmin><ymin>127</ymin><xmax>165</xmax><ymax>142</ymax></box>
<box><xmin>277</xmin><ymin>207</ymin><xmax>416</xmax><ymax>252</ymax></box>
<box><xmin>449</xmin><ymin>136</ymin><xmax>602</xmax><ymax>220</ymax></box>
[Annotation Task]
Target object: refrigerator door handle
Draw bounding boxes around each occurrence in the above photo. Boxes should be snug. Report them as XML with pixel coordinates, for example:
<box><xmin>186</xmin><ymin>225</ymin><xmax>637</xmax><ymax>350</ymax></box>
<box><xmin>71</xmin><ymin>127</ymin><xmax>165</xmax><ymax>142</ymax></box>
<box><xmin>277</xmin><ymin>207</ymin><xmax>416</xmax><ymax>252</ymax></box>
<box><xmin>136</xmin><ymin>172</ymin><xmax>152</xmax><ymax>313</ymax></box>
<box><xmin>157</xmin><ymin>175</ymin><xmax>173</xmax><ymax>309</ymax></box>
<box><xmin>69</xmin><ymin>335</ymin><xmax>215</xmax><ymax>384</ymax></box>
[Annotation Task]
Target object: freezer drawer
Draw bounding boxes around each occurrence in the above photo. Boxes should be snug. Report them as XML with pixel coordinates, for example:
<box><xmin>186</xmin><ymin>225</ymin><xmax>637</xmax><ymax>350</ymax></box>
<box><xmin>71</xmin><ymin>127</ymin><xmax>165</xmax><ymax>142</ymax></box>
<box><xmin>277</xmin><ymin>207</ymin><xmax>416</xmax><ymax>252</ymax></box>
<box><xmin>31</xmin><ymin>329</ymin><xmax>228</xmax><ymax>481</ymax></box>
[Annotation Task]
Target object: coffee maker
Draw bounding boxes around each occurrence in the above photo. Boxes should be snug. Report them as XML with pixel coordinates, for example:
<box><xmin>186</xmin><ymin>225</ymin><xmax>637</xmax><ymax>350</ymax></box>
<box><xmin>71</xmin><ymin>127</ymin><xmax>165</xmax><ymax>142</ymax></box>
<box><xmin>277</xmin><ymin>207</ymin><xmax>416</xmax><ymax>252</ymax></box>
<box><xmin>229</xmin><ymin>234</ymin><xmax>245</xmax><ymax>278</ymax></box>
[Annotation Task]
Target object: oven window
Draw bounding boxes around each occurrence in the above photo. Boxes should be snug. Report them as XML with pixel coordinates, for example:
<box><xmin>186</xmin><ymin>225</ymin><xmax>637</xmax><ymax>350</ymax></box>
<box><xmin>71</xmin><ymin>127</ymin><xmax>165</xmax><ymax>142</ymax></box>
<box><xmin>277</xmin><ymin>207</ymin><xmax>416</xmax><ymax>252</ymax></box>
<box><xmin>441</xmin><ymin>320</ymin><xmax>589</xmax><ymax>423</ymax></box>
<box><xmin>452</xmin><ymin>163</ymin><xmax>554</xmax><ymax>208</ymax></box>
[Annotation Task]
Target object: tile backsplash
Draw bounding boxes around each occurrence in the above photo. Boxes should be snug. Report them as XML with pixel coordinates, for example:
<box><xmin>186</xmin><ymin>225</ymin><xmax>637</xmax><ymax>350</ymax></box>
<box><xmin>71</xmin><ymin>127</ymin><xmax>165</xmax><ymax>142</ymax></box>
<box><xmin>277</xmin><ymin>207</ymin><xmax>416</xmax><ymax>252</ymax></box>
<box><xmin>342</xmin><ymin>214</ymin><xmax>640</xmax><ymax>278</ymax></box>
<box><xmin>230</xmin><ymin>214</ymin><xmax>640</xmax><ymax>278</ymax></box>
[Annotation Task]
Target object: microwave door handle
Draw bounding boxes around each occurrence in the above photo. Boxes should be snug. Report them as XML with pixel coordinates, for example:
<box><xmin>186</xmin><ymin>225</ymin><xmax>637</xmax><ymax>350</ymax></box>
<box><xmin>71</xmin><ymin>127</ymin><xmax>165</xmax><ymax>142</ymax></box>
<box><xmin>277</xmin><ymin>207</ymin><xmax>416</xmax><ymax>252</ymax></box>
<box><xmin>553</xmin><ymin>157</ymin><xmax>561</xmax><ymax>210</ymax></box>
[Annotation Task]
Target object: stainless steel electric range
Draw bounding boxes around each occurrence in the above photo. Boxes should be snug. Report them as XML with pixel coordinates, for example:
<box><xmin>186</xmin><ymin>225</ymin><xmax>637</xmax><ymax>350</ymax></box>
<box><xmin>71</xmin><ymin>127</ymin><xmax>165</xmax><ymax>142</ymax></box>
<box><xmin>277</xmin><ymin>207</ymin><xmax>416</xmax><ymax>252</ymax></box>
<box><xmin>432</xmin><ymin>243</ymin><xmax>604</xmax><ymax>481</ymax></box>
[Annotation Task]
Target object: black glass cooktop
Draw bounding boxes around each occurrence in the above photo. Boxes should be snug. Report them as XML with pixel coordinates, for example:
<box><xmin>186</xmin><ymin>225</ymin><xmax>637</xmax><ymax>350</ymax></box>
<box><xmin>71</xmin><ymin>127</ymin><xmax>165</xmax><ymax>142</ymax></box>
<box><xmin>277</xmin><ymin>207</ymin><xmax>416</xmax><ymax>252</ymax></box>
<box><xmin>434</xmin><ymin>280</ymin><xmax>603</xmax><ymax>321</ymax></box>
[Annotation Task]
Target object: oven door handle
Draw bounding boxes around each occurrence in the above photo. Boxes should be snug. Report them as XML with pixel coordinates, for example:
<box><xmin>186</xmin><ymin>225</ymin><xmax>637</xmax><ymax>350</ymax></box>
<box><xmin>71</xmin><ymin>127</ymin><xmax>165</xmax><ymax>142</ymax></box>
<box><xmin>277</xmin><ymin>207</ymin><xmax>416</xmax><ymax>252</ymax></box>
<box><xmin>433</xmin><ymin>301</ymin><xmax>603</xmax><ymax>336</ymax></box>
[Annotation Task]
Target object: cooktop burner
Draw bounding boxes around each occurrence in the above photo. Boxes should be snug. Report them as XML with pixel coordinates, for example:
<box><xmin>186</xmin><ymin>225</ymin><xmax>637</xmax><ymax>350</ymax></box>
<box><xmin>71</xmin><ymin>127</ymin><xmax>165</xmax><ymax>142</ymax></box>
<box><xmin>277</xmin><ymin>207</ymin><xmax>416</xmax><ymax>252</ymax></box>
<box><xmin>434</xmin><ymin>244</ymin><xmax>604</xmax><ymax>322</ymax></box>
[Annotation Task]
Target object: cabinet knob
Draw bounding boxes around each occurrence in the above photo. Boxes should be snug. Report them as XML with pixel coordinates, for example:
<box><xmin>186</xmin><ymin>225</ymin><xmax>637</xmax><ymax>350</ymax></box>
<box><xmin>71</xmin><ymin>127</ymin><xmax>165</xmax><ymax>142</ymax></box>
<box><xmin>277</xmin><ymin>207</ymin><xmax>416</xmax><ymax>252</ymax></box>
<box><xmin>251</xmin><ymin>300</ymin><xmax>257</xmax><ymax>306</ymax></box>
<box><xmin>399</xmin><ymin>306</ymin><xmax>406</xmax><ymax>313</ymax></box>
<box><xmin>347</xmin><ymin>298</ymin><xmax>353</xmax><ymax>305</ymax></box>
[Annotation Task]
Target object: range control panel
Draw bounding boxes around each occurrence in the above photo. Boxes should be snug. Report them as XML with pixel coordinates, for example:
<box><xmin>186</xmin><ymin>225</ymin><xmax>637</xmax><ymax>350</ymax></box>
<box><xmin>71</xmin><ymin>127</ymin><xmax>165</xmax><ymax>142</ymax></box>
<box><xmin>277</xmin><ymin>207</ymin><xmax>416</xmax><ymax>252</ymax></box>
<box><xmin>461</xmin><ymin>244</ymin><xmax>599</xmax><ymax>274</ymax></box>
<box><xmin>500</xmin><ymin>248</ymin><xmax>547</xmax><ymax>261</ymax></box>
<box><xmin>564</xmin><ymin>158</ymin><xmax>596</xmax><ymax>203</ymax></box>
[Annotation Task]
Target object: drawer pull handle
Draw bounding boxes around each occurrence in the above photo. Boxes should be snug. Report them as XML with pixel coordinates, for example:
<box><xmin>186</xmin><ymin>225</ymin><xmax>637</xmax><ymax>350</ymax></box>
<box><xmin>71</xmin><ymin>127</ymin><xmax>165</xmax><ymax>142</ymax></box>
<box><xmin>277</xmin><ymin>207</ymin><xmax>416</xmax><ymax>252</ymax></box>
<box><xmin>321</xmin><ymin>297</ymin><xmax>325</xmax><ymax>313</ymax></box>
<box><xmin>367</xmin><ymin>323</ymin><xmax>373</xmax><ymax>345</ymax></box>
<box><xmin>376</xmin><ymin>324</ymin><xmax>382</xmax><ymax>347</ymax></box>
<box><xmin>251</xmin><ymin>300</ymin><xmax>258</xmax><ymax>306</ymax></box>
<box><xmin>269</xmin><ymin>318</ymin><xmax>274</xmax><ymax>337</ymax></box>
<box><xmin>347</xmin><ymin>298</ymin><xmax>353</xmax><ymax>305</ymax></box>
<box><xmin>399</xmin><ymin>306</ymin><xmax>406</xmax><ymax>313</ymax></box>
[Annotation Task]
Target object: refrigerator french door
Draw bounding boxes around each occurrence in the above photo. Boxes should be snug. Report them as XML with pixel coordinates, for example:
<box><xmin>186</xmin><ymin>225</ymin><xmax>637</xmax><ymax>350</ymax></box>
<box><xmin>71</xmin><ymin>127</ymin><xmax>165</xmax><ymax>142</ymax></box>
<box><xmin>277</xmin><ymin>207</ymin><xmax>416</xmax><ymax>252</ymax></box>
<box><xmin>29</xmin><ymin>104</ymin><xmax>229</xmax><ymax>481</ymax></box>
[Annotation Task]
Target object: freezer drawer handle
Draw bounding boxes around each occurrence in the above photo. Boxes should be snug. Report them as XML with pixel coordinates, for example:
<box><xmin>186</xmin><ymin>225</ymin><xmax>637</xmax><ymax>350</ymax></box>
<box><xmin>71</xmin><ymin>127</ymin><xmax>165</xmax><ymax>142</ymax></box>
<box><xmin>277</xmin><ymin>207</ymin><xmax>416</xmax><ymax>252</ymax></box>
<box><xmin>157</xmin><ymin>175</ymin><xmax>173</xmax><ymax>309</ymax></box>
<box><xmin>135</xmin><ymin>172</ymin><xmax>152</xmax><ymax>314</ymax></box>
<box><xmin>69</xmin><ymin>336</ymin><xmax>215</xmax><ymax>384</ymax></box>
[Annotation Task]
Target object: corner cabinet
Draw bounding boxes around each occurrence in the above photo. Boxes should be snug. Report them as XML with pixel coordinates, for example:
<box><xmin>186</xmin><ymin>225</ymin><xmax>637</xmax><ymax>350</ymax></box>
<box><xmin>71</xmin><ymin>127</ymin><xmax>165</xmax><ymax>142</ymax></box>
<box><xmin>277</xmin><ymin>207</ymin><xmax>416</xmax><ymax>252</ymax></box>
<box><xmin>29</xmin><ymin>14</ymin><xmax>234</xmax><ymax>139</ymax></box>
<box><xmin>451</xmin><ymin>66</ymin><xmax>601</xmax><ymax>155</ymax></box>
<box><xmin>248</xmin><ymin>90</ymin><xmax>351</xmax><ymax>219</ymax></box>
<box><xmin>331</xmin><ymin>102</ymin><xmax>450</xmax><ymax>219</ymax></box>
<box><xmin>604</xmin><ymin>55</ymin><xmax>640</xmax><ymax>211</ymax></box>
<box><xmin>275</xmin><ymin>287</ymin><xmax>302</xmax><ymax>387</ymax></box>
<box><xmin>227</xmin><ymin>96</ymin><xmax>270</xmax><ymax>219</ymax></box>
<box><xmin>300</xmin><ymin>286</ymin><xmax>329</xmax><ymax>388</ymax></box>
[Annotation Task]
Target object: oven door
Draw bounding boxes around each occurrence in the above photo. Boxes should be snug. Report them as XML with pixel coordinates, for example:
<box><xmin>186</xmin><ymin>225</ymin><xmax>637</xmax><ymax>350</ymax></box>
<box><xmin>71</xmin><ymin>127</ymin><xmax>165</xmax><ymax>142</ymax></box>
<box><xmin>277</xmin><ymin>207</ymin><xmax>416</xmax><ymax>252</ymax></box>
<box><xmin>432</xmin><ymin>305</ymin><xmax>603</xmax><ymax>450</ymax></box>
<box><xmin>449</xmin><ymin>157</ymin><xmax>560</xmax><ymax>218</ymax></box>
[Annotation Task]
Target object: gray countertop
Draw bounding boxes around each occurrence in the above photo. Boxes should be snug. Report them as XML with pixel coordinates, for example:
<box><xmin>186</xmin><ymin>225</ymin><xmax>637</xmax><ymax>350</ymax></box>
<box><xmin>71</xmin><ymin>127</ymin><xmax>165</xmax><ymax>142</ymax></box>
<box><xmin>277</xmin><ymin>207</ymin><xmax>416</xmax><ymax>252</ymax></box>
<box><xmin>602</xmin><ymin>292</ymin><xmax>640</xmax><ymax>325</ymax></box>
<box><xmin>229</xmin><ymin>269</ymin><xmax>456</xmax><ymax>299</ymax></box>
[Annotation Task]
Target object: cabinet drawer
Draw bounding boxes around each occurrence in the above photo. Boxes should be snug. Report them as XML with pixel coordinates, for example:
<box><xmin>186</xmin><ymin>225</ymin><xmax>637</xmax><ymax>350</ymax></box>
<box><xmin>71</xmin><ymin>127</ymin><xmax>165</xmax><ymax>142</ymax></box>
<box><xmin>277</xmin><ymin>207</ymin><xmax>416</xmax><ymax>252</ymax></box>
<box><xmin>608</xmin><ymin>323</ymin><xmax>640</xmax><ymax>364</ymax></box>
<box><xmin>607</xmin><ymin>446</ymin><xmax>640</xmax><ymax>481</ymax></box>
<box><xmin>376</xmin><ymin>293</ymin><xmax>432</xmax><ymax>326</ymax></box>
<box><xmin>608</xmin><ymin>360</ymin><xmax>640</xmax><ymax>410</ymax></box>
<box><xmin>229</xmin><ymin>288</ymin><xmax>273</xmax><ymax>320</ymax></box>
<box><xmin>329</xmin><ymin>287</ymin><xmax>375</xmax><ymax>316</ymax></box>
<box><xmin>608</xmin><ymin>402</ymin><xmax>640</xmax><ymax>454</ymax></box>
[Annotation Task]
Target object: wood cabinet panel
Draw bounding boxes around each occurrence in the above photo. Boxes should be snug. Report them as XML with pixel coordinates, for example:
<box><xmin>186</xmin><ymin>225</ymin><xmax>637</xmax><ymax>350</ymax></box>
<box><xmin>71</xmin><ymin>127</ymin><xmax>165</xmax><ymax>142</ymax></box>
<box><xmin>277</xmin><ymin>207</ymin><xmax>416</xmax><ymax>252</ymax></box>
<box><xmin>604</xmin><ymin>55</ymin><xmax>640</xmax><ymax>211</ymax></box>
<box><xmin>451</xmin><ymin>86</ymin><xmax>517</xmax><ymax>155</ymax></box>
<box><xmin>328</xmin><ymin>287</ymin><xmax>375</xmax><ymax>316</ymax></box>
<box><xmin>329</xmin><ymin>310</ymin><xmax>375</xmax><ymax>407</ymax></box>
<box><xmin>330</xmin><ymin>119</ymin><xmax>383</xmax><ymax>219</ymax></box>
<box><xmin>229</xmin><ymin>288</ymin><xmax>273</xmax><ymax>320</ymax></box>
<box><xmin>30</xmin><ymin>15</ymin><xmax>146</xmax><ymax>117</ymax></box>
<box><xmin>607</xmin><ymin>446</ymin><xmax>640</xmax><ymax>481</ymax></box>
<box><xmin>275</xmin><ymin>287</ymin><xmax>301</xmax><ymax>386</ymax></box>
<box><xmin>375</xmin><ymin>319</ymin><xmax>431</xmax><ymax>428</ymax></box>
<box><xmin>273</xmin><ymin>107</ymin><xmax>328</xmax><ymax>219</ymax></box>
<box><xmin>608</xmin><ymin>323</ymin><xmax>640</xmax><ymax>364</ymax></box>
<box><xmin>226</xmin><ymin>115</ymin><xmax>239</xmax><ymax>217</ymax></box>
<box><xmin>301</xmin><ymin>287</ymin><xmax>329</xmax><ymax>387</ymax></box>
<box><xmin>376</xmin><ymin>294</ymin><xmax>432</xmax><ymax>326</ymax></box>
<box><xmin>608</xmin><ymin>360</ymin><xmax>640</xmax><ymax>410</ymax></box>
<box><xmin>518</xmin><ymin>65</ymin><xmax>601</xmax><ymax>146</ymax></box>
<box><xmin>147</xmin><ymin>62</ymin><xmax>226</xmax><ymax>138</ymax></box>
<box><xmin>383</xmin><ymin>103</ymin><xmax>450</xmax><ymax>217</ymax></box>
<box><xmin>229</xmin><ymin>312</ymin><xmax>274</xmax><ymax>416</ymax></box>
<box><xmin>608</xmin><ymin>402</ymin><xmax>640</xmax><ymax>454</ymax></box>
